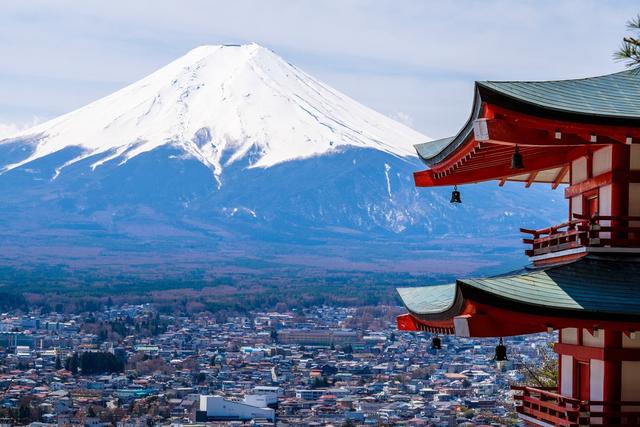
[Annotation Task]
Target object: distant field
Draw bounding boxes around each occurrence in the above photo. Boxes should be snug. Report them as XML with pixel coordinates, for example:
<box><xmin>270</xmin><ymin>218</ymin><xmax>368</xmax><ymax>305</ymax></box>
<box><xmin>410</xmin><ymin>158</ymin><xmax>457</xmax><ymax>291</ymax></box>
<box><xmin>0</xmin><ymin>265</ymin><xmax>438</xmax><ymax>315</ymax></box>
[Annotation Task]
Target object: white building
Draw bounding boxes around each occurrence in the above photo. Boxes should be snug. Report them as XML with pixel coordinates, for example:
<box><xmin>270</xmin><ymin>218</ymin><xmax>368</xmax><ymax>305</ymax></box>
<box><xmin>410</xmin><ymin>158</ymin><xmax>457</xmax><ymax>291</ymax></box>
<box><xmin>198</xmin><ymin>395</ymin><xmax>274</xmax><ymax>422</ymax></box>
<box><xmin>243</xmin><ymin>394</ymin><xmax>276</xmax><ymax>408</ymax></box>
<box><xmin>295</xmin><ymin>388</ymin><xmax>350</xmax><ymax>400</ymax></box>
<box><xmin>253</xmin><ymin>386</ymin><xmax>283</xmax><ymax>397</ymax></box>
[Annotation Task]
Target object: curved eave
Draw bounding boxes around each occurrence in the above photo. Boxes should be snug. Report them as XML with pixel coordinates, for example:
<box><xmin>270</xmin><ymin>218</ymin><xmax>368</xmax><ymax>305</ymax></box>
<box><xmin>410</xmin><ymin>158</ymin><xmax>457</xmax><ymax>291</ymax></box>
<box><xmin>397</xmin><ymin>257</ymin><xmax>640</xmax><ymax>335</ymax></box>
<box><xmin>397</xmin><ymin>283</ymin><xmax>463</xmax><ymax>322</ymax></box>
<box><xmin>414</xmin><ymin>88</ymin><xmax>481</xmax><ymax>167</ymax></box>
<box><xmin>415</xmin><ymin>69</ymin><xmax>640</xmax><ymax>168</ymax></box>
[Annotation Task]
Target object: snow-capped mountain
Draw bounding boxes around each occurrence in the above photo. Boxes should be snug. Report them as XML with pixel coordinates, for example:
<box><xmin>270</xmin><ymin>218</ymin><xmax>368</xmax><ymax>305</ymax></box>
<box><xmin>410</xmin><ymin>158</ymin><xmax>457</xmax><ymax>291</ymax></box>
<box><xmin>1</xmin><ymin>44</ymin><xmax>423</xmax><ymax>184</ymax></box>
<box><xmin>0</xmin><ymin>44</ymin><xmax>566</xmax><ymax>285</ymax></box>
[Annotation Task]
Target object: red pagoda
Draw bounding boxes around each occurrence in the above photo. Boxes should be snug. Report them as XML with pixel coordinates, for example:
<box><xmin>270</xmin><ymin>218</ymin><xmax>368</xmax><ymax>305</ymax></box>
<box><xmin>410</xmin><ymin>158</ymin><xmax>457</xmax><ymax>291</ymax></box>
<box><xmin>397</xmin><ymin>68</ymin><xmax>640</xmax><ymax>426</ymax></box>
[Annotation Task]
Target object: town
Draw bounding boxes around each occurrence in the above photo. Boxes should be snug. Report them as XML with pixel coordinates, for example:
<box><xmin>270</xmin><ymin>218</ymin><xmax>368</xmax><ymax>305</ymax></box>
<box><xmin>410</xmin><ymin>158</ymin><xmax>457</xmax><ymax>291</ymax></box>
<box><xmin>0</xmin><ymin>303</ymin><xmax>553</xmax><ymax>426</ymax></box>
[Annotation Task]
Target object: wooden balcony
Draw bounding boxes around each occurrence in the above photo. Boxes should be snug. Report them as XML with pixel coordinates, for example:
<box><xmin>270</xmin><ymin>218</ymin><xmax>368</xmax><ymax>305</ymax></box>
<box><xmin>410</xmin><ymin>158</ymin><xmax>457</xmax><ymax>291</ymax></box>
<box><xmin>512</xmin><ymin>386</ymin><xmax>640</xmax><ymax>426</ymax></box>
<box><xmin>521</xmin><ymin>214</ymin><xmax>640</xmax><ymax>258</ymax></box>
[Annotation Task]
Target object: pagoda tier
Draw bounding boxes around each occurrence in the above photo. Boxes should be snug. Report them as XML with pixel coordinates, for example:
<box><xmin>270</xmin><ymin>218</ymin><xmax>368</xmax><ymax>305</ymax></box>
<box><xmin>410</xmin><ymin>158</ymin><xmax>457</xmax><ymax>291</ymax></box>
<box><xmin>413</xmin><ymin>69</ymin><xmax>640</xmax><ymax>188</ymax></box>
<box><xmin>397</xmin><ymin>255</ymin><xmax>640</xmax><ymax>337</ymax></box>
<box><xmin>398</xmin><ymin>68</ymin><xmax>640</xmax><ymax>426</ymax></box>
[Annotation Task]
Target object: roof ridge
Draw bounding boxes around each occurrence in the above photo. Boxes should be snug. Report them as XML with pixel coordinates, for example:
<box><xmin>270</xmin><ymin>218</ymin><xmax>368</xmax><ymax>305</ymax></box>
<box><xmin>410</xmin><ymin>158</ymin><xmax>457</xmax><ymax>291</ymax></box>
<box><xmin>478</xmin><ymin>67</ymin><xmax>639</xmax><ymax>85</ymax></box>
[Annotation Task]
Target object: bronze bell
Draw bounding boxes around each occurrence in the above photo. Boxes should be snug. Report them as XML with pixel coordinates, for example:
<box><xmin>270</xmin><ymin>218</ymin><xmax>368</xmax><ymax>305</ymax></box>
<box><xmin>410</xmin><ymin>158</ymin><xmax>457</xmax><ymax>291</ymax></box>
<box><xmin>431</xmin><ymin>336</ymin><xmax>442</xmax><ymax>350</ymax></box>
<box><xmin>450</xmin><ymin>185</ymin><xmax>461</xmax><ymax>204</ymax></box>
<box><xmin>511</xmin><ymin>145</ymin><xmax>524</xmax><ymax>170</ymax></box>
<box><xmin>495</xmin><ymin>337</ymin><xmax>508</xmax><ymax>361</ymax></box>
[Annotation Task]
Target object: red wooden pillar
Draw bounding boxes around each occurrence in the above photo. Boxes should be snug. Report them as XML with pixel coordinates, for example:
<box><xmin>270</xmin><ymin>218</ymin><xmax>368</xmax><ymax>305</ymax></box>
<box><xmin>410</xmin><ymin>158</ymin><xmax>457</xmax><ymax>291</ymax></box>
<box><xmin>611</xmin><ymin>145</ymin><xmax>631</xmax><ymax>239</ymax></box>
<box><xmin>603</xmin><ymin>330</ymin><xmax>622</xmax><ymax>421</ymax></box>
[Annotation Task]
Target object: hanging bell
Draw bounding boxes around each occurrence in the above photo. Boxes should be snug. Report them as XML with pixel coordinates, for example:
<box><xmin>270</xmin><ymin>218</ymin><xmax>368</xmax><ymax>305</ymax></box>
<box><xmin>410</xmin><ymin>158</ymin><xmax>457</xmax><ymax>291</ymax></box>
<box><xmin>495</xmin><ymin>337</ymin><xmax>508</xmax><ymax>361</ymax></box>
<box><xmin>431</xmin><ymin>336</ymin><xmax>442</xmax><ymax>350</ymax></box>
<box><xmin>450</xmin><ymin>185</ymin><xmax>461</xmax><ymax>204</ymax></box>
<box><xmin>511</xmin><ymin>145</ymin><xmax>524</xmax><ymax>170</ymax></box>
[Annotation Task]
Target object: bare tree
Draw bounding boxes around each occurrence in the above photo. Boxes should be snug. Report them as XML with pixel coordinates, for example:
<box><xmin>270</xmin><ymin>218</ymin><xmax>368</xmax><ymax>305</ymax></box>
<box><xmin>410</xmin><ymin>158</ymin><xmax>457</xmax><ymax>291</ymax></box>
<box><xmin>517</xmin><ymin>343</ymin><xmax>557</xmax><ymax>388</ymax></box>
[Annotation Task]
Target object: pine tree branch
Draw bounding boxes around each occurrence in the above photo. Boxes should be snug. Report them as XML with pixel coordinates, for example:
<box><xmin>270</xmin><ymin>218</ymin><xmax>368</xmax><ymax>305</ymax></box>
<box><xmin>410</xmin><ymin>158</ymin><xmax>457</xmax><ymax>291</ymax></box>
<box><xmin>615</xmin><ymin>14</ymin><xmax>640</xmax><ymax>67</ymax></box>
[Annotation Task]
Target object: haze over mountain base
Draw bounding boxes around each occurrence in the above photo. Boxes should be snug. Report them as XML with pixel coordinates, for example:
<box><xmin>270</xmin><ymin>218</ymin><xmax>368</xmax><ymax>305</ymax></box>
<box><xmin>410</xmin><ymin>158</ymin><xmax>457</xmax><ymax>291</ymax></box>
<box><xmin>0</xmin><ymin>143</ymin><xmax>565</xmax><ymax>290</ymax></box>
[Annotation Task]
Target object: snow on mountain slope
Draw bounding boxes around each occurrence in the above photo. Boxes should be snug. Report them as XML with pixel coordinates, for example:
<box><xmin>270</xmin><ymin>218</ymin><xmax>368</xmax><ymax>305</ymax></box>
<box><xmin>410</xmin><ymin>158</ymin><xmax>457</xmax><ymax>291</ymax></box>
<box><xmin>0</xmin><ymin>43</ymin><xmax>428</xmax><ymax>182</ymax></box>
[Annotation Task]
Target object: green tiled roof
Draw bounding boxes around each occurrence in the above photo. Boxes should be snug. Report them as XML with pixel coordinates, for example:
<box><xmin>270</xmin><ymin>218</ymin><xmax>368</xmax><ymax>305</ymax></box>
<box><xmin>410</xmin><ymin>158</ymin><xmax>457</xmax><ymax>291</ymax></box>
<box><xmin>478</xmin><ymin>68</ymin><xmax>640</xmax><ymax>119</ymax></box>
<box><xmin>397</xmin><ymin>283</ymin><xmax>456</xmax><ymax>315</ymax></box>
<box><xmin>398</xmin><ymin>257</ymin><xmax>640</xmax><ymax>318</ymax></box>
<box><xmin>414</xmin><ymin>137</ymin><xmax>455</xmax><ymax>162</ymax></box>
<box><xmin>414</xmin><ymin>68</ymin><xmax>640</xmax><ymax>166</ymax></box>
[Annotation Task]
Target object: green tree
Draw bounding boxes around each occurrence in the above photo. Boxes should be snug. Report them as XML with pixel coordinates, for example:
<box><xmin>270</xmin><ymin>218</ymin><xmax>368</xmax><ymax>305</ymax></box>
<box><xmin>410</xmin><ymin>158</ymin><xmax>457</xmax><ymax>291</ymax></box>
<box><xmin>195</xmin><ymin>372</ymin><xmax>206</xmax><ymax>384</ymax></box>
<box><xmin>55</xmin><ymin>356</ymin><xmax>62</xmax><ymax>370</ymax></box>
<box><xmin>312</xmin><ymin>376</ymin><xmax>329</xmax><ymax>388</ymax></box>
<box><xmin>79</xmin><ymin>352</ymin><xmax>124</xmax><ymax>375</ymax></box>
<box><xmin>65</xmin><ymin>353</ymin><xmax>79</xmax><ymax>375</ymax></box>
<box><xmin>17</xmin><ymin>404</ymin><xmax>30</xmax><ymax>421</ymax></box>
<box><xmin>462</xmin><ymin>408</ymin><xmax>474</xmax><ymax>419</ymax></box>
<box><xmin>615</xmin><ymin>15</ymin><xmax>640</xmax><ymax>67</ymax></box>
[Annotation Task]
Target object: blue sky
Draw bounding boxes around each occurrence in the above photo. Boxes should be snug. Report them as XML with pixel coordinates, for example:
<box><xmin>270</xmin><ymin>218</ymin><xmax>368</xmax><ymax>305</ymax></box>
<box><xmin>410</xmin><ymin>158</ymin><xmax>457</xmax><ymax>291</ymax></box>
<box><xmin>0</xmin><ymin>1</ymin><xmax>637</xmax><ymax>139</ymax></box>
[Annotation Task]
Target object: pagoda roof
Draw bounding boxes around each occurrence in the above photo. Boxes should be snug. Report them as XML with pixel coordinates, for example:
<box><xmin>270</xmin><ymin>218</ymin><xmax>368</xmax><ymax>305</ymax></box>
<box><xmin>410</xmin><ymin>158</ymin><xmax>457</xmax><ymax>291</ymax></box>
<box><xmin>415</xmin><ymin>68</ymin><xmax>640</xmax><ymax>168</ymax></box>
<box><xmin>398</xmin><ymin>256</ymin><xmax>640</xmax><ymax>331</ymax></box>
<box><xmin>479</xmin><ymin>69</ymin><xmax>640</xmax><ymax>120</ymax></box>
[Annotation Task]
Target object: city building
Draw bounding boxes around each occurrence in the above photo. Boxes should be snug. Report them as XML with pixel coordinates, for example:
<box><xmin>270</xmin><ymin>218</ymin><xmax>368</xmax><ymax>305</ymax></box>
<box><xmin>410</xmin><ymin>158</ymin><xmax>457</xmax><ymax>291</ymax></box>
<box><xmin>277</xmin><ymin>329</ymin><xmax>358</xmax><ymax>346</ymax></box>
<box><xmin>196</xmin><ymin>395</ymin><xmax>275</xmax><ymax>422</ymax></box>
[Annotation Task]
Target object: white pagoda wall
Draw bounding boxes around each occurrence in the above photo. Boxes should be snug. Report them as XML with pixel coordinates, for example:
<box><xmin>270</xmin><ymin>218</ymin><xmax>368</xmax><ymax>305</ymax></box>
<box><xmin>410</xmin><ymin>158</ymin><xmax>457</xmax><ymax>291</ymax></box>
<box><xmin>622</xmin><ymin>334</ymin><xmax>640</xmax><ymax>406</ymax></box>
<box><xmin>629</xmin><ymin>183</ymin><xmax>640</xmax><ymax>227</ymax></box>
<box><xmin>572</xmin><ymin>157</ymin><xmax>588</xmax><ymax>184</ymax></box>
<box><xmin>583</xmin><ymin>329</ymin><xmax>604</xmax><ymax>347</ymax></box>
<box><xmin>592</xmin><ymin>146</ymin><xmax>612</xmax><ymax>176</ymax></box>
<box><xmin>560</xmin><ymin>354</ymin><xmax>573</xmax><ymax>396</ymax></box>
<box><xmin>630</xmin><ymin>144</ymin><xmax>640</xmax><ymax>170</ymax></box>
<box><xmin>560</xmin><ymin>328</ymin><xmax>578</xmax><ymax>397</ymax></box>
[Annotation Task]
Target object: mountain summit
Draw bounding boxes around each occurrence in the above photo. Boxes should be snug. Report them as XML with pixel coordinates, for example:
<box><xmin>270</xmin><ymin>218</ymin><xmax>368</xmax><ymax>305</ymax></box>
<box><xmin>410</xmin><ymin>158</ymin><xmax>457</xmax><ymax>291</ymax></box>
<box><xmin>2</xmin><ymin>44</ymin><xmax>425</xmax><ymax>183</ymax></box>
<box><xmin>0</xmin><ymin>44</ymin><xmax>565</xmax><ymax>285</ymax></box>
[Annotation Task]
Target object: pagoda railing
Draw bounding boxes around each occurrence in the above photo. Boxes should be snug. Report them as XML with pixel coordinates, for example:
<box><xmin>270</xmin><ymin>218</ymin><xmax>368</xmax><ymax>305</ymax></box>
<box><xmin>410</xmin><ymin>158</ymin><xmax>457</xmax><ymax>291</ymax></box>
<box><xmin>521</xmin><ymin>214</ymin><xmax>640</xmax><ymax>257</ymax></box>
<box><xmin>512</xmin><ymin>386</ymin><xmax>640</xmax><ymax>426</ymax></box>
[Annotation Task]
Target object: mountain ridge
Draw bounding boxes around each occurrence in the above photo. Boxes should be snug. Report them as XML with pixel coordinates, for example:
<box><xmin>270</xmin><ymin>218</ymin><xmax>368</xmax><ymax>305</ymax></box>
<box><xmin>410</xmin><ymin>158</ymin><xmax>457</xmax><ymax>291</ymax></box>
<box><xmin>0</xmin><ymin>44</ymin><xmax>567</xmax><ymax>287</ymax></box>
<box><xmin>0</xmin><ymin>43</ymin><xmax>427</xmax><ymax>183</ymax></box>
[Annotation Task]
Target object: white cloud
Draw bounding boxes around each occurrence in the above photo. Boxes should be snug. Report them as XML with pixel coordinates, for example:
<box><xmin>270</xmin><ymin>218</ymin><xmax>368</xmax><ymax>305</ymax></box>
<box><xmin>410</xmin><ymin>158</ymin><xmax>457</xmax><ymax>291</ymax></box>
<box><xmin>0</xmin><ymin>117</ymin><xmax>42</xmax><ymax>140</ymax></box>
<box><xmin>391</xmin><ymin>111</ymin><xmax>414</xmax><ymax>128</ymax></box>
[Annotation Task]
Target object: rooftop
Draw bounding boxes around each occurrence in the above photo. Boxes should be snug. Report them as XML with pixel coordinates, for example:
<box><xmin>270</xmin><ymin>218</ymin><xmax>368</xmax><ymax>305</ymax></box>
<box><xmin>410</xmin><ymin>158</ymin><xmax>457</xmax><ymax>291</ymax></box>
<box><xmin>415</xmin><ymin>68</ymin><xmax>640</xmax><ymax>167</ymax></box>
<box><xmin>398</xmin><ymin>255</ymin><xmax>640</xmax><ymax>336</ymax></box>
